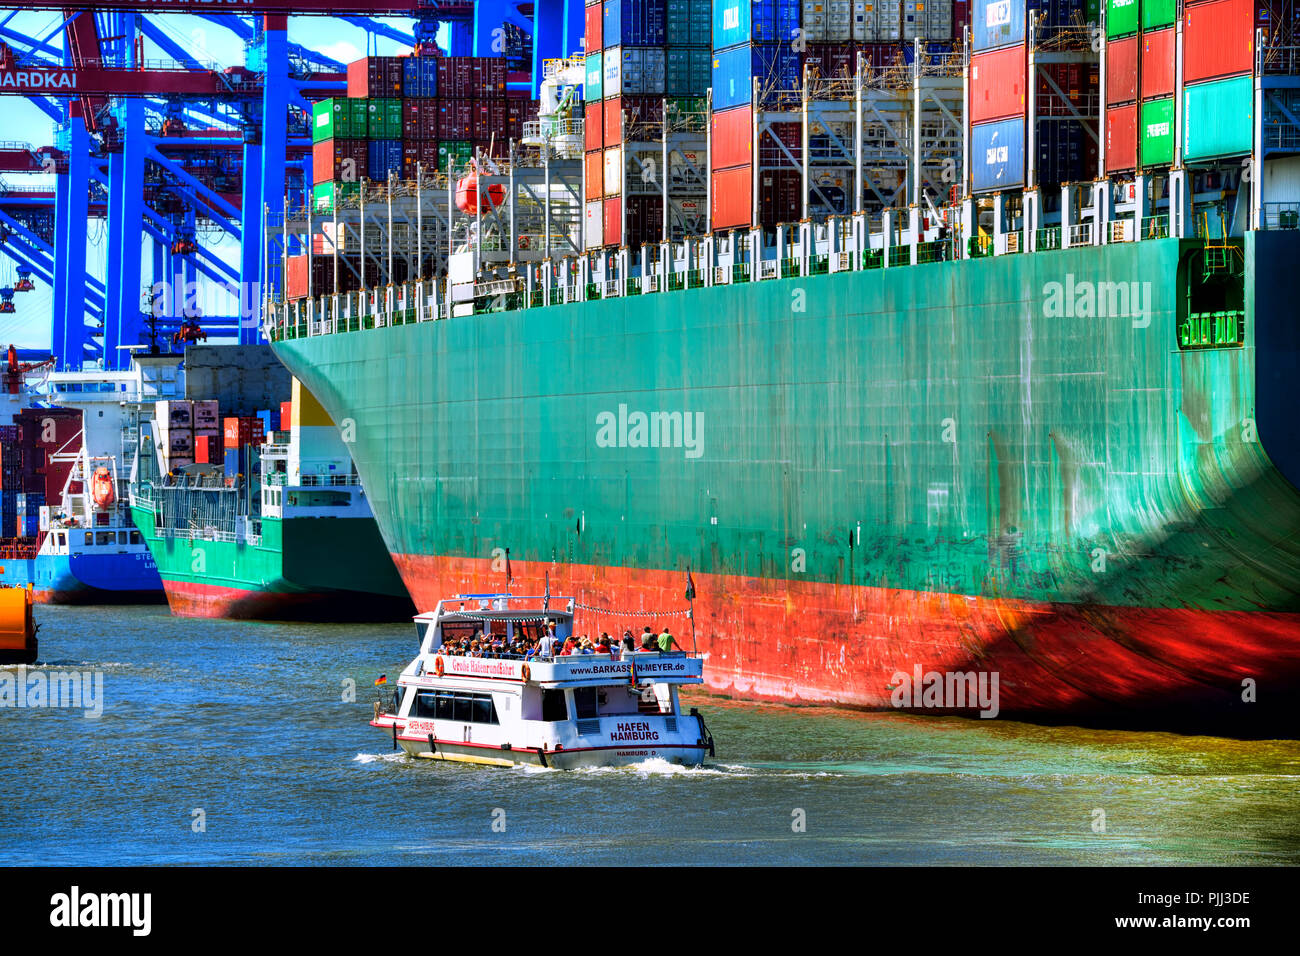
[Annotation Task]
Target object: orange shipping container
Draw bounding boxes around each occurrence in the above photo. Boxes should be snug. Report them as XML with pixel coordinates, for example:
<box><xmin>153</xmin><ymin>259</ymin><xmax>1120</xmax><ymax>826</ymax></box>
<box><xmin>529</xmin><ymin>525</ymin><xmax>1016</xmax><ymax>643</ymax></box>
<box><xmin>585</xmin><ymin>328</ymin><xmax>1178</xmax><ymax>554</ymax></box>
<box><xmin>584</xmin><ymin>1</ymin><xmax>602</xmax><ymax>51</ymax></box>
<box><xmin>1106</xmin><ymin>34</ymin><xmax>1138</xmax><ymax>106</ymax></box>
<box><xmin>711</xmin><ymin>105</ymin><xmax>752</xmax><ymax>170</ymax></box>
<box><xmin>1105</xmin><ymin>103</ymin><xmax>1138</xmax><ymax>172</ymax></box>
<box><xmin>604</xmin><ymin>98</ymin><xmax>622</xmax><ymax>148</ymax></box>
<box><xmin>1140</xmin><ymin>27</ymin><xmax>1175</xmax><ymax>99</ymax></box>
<box><xmin>711</xmin><ymin>165</ymin><xmax>752</xmax><ymax>230</ymax></box>
<box><xmin>1184</xmin><ymin>0</ymin><xmax>1255</xmax><ymax>84</ymax></box>
<box><xmin>970</xmin><ymin>46</ymin><xmax>1027</xmax><ymax>125</ymax></box>
<box><xmin>585</xmin><ymin>150</ymin><xmax>604</xmax><ymax>200</ymax></box>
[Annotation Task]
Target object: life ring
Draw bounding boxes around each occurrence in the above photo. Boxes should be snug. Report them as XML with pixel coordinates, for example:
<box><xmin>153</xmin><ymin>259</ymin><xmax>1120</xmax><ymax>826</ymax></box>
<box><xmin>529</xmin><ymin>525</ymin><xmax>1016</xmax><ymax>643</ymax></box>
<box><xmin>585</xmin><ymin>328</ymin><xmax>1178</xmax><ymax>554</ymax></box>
<box><xmin>434</xmin><ymin>655</ymin><xmax>445</xmax><ymax>677</ymax></box>
<box><xmin>520</xmin><ymin>663</ymin><xmax>531</xmax><ymax>683</ymax></box>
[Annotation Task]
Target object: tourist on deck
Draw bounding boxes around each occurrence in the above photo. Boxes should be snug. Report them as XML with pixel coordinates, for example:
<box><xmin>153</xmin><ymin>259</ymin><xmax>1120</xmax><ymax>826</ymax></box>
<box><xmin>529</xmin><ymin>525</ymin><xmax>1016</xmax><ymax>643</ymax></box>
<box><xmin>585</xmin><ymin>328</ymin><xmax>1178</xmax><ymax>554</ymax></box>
<box><xmin>639</xmin><ymin>630</ymin><xmax>657</xmax><ymax>652</ymax></box>
<box><xmin>560</xmin><ymin>636</ymin><xmax>578</xmax><ymax>656</ymax></box>
<box><xmin>621</xmin><ymin>630</ymin><xmax>637</xmax><ymax>656</ymax></box>
<box><xmin>596</xmin><ymin>633</ymin><xmax>613</xmax><ymax>656</ymax></box>
<box><xmin>657</xmin><ymin>626</ymin><xmax>682</xmax><ymax>653</ymax></box>
<box><xmin>536</xmin><ymin>627</ymin><xmax>559</xmax><ymax>659</ymax></box>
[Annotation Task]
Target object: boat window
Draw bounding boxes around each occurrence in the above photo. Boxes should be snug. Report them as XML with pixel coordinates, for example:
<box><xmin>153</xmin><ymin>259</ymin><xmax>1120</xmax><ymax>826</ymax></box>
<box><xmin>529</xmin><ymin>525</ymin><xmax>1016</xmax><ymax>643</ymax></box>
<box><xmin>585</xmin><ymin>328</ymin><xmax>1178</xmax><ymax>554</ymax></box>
<box><xmin>118</xmin><ymin>531</ymin><xmax>128</xmax><ymax>544</ymax></box>
<box><xmin>473</xmin><ymin>695</ymin><xmax>498</xmax><ymax>725</ymax></box>
<box><xmin>435</xmin><ymin>691</ymin><xmax>453</xmax><ymax>720</ymax></box>
<box><xmin>572</xmin><ymin>687</ymin><xmax>599</xmax><ymax>720</ymax></box>
<box><xmin>541</xmin><ymin>689</ymin><xmax>568</xmax><ymax>722</ymax></box>
<box><xmin>453</xmin><ymin>694</ymin><xmax>474</xmax><ymax>722</ymax></box>
<box><xmin>130</xmin><ymin>531</ymin><xmax>141</xmax><ymax>545</ymax></box>
<box><xmin>84</xmin><ymin>532</ymin><xmax>93</xmax><ymax>546</ymax></box>
<box><xmin>413</xmin><ymin>692</ymin><xmax>438</xmax><ymax>719</ymax></box>
<box><xmin>96</xmin><ymin>532</ymin><xmax>114</xmax><ymax>546</ymax></box>
<box><xmin>57</xmin><ymin>533</ymin><xmax>66</xmax><ymax>547</ymax></box>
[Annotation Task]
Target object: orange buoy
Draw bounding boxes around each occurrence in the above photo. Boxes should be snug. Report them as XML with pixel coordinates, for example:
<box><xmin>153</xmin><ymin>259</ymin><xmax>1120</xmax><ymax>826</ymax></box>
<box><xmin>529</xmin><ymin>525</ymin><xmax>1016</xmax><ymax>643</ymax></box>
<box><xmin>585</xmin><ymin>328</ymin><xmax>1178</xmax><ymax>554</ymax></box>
<box><xmin>0</xmin><ymin>587</ymin><xmax>36</xmax><ymax>664</ymax></box>
<box><xmin>454</xmin><ymin>171</ymin><xmax>506</xmax><ymax>214</ymax></box>
<box><xmin>90</xmin><ymin>466</ymin><xmax>116</xmax><ymax>508</ymax></box>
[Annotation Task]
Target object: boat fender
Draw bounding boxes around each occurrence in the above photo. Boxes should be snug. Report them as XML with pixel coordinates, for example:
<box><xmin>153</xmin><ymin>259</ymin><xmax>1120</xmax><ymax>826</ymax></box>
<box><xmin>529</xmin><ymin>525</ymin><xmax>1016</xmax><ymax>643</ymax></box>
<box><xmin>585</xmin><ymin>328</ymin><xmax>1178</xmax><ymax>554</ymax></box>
<box><xmin>434</xmin><ymin>655</ymin><xmax>444</xmax><ymax>677</ymax></box>
<box><xmin>427</xmin><ymin>733</ymin><xmax>436</xmax><ymax>756</ymax></box>
<box><xmin>520</xmin><ymin>663</ymin><xmax>530</xmax><ymax>683</ymax></box>
<box><xmin>391</xmin><ymin>722</ymin><xmax>398</xmax><ymax>751</ymax></box>
<box><xmin>537</xmin><ymin>747</ymin><xmax>547</xmax><ymax>769</ymax></box>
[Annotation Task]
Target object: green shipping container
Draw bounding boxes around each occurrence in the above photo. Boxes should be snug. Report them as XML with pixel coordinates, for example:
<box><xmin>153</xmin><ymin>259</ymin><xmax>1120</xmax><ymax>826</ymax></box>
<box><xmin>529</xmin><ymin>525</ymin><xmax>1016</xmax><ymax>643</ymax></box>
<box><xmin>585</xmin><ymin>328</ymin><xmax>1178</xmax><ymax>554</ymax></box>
<box><xmin>312</xmin><ymin>98</ymin><xmax>367</xmax><ymax>142</ymax></box>
<box><xmin>1140</xmin><ymin>97</ymin><xmax>1175</xmax><ymax>166</ymax></box>
<box><xmin>312</xmin><ymin>180</ymin><xmax>360</xmax><ymax>214</ymax></box>
<box><xmin>585</xmin><ymin>53</ymin><xmax>602</xmax><ymax>100</ymax></box>
<box><xmin>1184</xmin><ymin>75</ymin><xmax>1254</xmax><ymax>160</ymax></box>
<box><xmin>1140</xmin><ymin>0</ymin><xmax>1176</xmax><ymax>30</ymax></box>
<box><xmin>438</xmin><ymin>141</ymin><xmax>474</xmax><ymax>173</ymax></box>
<box><xmin>367</xmin><ymin>98</ymin><xmax>402</xmax><ymax>140</ymax></box>
<box><xmin>1106</xmin><ymin>0</ymin><xmax>1139</xmax><ymax>38</ymax></box>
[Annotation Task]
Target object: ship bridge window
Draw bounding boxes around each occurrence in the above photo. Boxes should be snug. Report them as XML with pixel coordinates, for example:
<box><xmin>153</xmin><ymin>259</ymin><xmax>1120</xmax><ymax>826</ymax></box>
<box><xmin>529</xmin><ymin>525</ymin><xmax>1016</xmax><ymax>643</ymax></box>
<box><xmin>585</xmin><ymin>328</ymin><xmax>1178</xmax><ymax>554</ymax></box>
<box><xmin>130</xmin><ymin>531</ymin><xmax>141</xmax><ymax>545</ymax></box>
<box><xmin>572</xmin><ymin>687</ymin><xmax>599</xmax><ymax>720</ymax></box>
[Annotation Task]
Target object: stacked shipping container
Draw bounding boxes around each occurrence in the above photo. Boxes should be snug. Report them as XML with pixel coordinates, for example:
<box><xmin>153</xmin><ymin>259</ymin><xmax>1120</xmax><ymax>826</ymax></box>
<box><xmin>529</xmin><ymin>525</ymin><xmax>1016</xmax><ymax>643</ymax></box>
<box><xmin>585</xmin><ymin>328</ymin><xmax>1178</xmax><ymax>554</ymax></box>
<box><xmin>969</xmin><ymin>0</ymin><xmax>1098</xmax><ymax>193</ymax></box>
<box><xmin>1104</xmin><ymin>0</ymin><xmax>1257</xmax><ymax>174</ymax></box>
<box><xmin>587</xmin><ymin>0</ymin><xmax>713</xmax><ymax>248</ymax></box>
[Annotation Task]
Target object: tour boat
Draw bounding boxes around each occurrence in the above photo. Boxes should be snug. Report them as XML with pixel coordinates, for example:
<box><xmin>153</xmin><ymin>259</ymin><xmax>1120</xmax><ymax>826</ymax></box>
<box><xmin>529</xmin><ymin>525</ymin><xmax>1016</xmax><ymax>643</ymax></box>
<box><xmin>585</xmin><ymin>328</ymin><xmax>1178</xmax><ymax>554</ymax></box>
<box><xmin>371</xmin><ymin>593</ymin><xmax>716</xmax><ymax>769</ymax></box>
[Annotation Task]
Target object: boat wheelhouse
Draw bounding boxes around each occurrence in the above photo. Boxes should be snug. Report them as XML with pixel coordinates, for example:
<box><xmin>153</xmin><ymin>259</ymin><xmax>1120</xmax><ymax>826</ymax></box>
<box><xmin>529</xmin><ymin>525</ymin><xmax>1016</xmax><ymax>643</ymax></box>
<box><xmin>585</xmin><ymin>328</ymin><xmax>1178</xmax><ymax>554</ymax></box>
<box><xmin>372</xmin><ymin>593</ymin><xmax>716</xmax><ymax>769</ymax></box>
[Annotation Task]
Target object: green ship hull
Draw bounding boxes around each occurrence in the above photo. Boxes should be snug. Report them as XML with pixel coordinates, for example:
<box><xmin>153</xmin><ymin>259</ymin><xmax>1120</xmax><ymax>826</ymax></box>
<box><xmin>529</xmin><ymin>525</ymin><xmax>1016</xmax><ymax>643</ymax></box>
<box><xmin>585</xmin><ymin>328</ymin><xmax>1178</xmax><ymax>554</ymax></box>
<box><xmin>130</xmin><ymin>504</ymin><xmax>413</xmax><ymax>621</ymax></box>
<box><xmin>271</xmin><ymin>233</ymin><xmax>1300</xmax><ymax>731</ymax></box>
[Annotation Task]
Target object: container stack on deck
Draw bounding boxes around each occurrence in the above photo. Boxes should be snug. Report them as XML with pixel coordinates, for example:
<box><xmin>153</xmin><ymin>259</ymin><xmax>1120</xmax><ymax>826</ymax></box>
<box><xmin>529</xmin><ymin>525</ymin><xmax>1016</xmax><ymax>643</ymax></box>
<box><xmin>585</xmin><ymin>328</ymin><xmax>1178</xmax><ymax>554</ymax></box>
<box><xmin>968</xmin><ymin>0</ymin><xmax>1100</xmax><ymax>197</ymax></box>
<box><xmin>584</xmin><ymin>0</ymin><xmax>713</xmax><ymax>248</ymax></box>
<box><xmin>295</xmin><ymin>53</ymin><xmax>540</xmax><ymax>301</ymax></box>
<box><xmin>0</xmin><ymin>410</ymin><xmax>81</xmax><ymax>546</ymax></box>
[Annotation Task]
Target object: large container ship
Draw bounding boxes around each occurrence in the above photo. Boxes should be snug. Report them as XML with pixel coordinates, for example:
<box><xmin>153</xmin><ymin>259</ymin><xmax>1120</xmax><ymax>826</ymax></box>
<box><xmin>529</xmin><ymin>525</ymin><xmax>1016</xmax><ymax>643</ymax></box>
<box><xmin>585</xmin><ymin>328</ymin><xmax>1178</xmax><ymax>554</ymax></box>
<box><xmin>263</xmin><ymin>0</ymin><xmax>1300</xmax><ymax>732</ymax></box>
<box><xmin>129</xmin><ymin>377</ymin><xmax>413</xmax><ymax>620</ymax></box>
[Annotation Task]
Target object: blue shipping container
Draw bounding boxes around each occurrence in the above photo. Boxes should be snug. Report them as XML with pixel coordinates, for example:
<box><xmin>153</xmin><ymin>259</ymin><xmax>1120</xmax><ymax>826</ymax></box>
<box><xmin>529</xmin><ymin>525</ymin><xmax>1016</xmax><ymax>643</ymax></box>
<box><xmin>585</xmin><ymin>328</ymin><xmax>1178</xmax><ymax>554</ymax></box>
<box><xmin>971</xmin><ymin>117</ymin><xmax>1025</xmax><ymax>192</ymax></box>
<box><xmin>224</xmin><ymin>448</ymin><xmax>242</xmax><ymax>478</ymax></box>
<box><xmin>402</xmin><ymin>57</ymin><xmax>439</xmax><ymax>98</ymax></box>
<box><xmin>605</xmin><ymin>0</ymin><xmax>667</xmax><ymax>47</ymax></box>
<box><xmin>970</xmin><ymin>0</ymin><xmax>1088</xmax><ymax>53</ymax></box>
<box><xmin>367</xmin><ymin>140</ymin><xmax>403</xmax><ymax>181</ymax></box>
<box><xmin>712</xmin><ymin>0</ymin><xmax>801</xmax><ymax>50</ymax></box>
<box><xmin>711</xmin><ymin>43</ymin><xmax>800</xmax><ymax>110</ymax></box>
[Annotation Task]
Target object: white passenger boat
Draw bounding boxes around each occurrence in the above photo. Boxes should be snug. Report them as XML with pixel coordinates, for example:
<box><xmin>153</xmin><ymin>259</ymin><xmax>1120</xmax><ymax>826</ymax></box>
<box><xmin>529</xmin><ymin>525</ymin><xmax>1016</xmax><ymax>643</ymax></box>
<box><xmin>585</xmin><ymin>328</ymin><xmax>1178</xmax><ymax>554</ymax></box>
<box><xmin>371</xmin><ymin>593</ymin><xmax>716</xmax><ymax>769</ymax></box>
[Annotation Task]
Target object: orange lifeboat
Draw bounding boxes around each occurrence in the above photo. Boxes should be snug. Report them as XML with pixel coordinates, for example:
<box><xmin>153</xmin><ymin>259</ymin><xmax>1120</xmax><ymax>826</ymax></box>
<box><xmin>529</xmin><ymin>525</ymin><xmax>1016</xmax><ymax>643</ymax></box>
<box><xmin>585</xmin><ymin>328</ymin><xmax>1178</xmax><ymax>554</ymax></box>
<box><xmin>454</xmin><ymin>170</ymin><xmax>506</xmax><ymax>214</ymax></box>
<box><xmin>91</xmin><ymin>466</ymin><xmax>116</xmax><ymax>508</ymax></box>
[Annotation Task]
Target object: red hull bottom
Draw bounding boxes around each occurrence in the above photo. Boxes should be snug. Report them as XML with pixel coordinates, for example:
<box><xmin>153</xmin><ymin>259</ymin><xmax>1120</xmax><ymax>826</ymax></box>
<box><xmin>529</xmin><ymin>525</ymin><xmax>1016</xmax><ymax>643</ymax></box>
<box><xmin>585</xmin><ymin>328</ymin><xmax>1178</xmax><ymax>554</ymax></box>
<box><xmin>392</xmin><ymin>553</ymin><xmax>1300</xmax><ymax>736</ymax></box>
<box><xmin>161</xmin><ymin>579</ymin><xmax>413</xmax><ymax>622</ymax></box>
<box><xmin>32</xmin><ymin>589</ymin><xmax>165</xmax><ymax>606</ymax></box>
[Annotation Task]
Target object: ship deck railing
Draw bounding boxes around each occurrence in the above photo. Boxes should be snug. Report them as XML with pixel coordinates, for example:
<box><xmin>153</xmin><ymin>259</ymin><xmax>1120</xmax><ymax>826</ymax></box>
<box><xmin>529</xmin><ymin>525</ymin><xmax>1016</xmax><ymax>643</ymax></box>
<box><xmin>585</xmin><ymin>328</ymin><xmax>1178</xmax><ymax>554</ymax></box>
<box><xmin>262</xmin><ymin>187</ymin><xmax>1235</xmax><ymax>344</ymax></box>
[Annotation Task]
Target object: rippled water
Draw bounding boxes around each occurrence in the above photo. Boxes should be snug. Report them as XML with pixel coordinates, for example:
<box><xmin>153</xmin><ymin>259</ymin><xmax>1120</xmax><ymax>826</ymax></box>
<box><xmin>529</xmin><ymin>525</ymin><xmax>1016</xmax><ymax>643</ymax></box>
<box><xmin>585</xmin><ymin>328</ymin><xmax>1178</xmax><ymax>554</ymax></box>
<box><xmin>2</xmin><ymin>605</ymin><xmax>1298</xmax><ymax>865</ymax></box>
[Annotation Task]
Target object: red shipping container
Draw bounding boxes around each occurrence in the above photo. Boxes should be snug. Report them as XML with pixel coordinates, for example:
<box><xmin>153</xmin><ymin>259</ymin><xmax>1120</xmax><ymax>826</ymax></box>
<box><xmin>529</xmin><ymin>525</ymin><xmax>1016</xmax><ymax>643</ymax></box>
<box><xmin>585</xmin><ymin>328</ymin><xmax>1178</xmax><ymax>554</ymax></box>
<box><xmin>603</xmin><ymin>197</ymin><xmax>622</xmax><ymax>247</ymax></box>
<box><xmin>1106</xmin><ymin>34</ymin><xmax>1138</xmax><ymax>106</ymax></box>
<box><xmin>1184</xmin><ymin>0</ymin><xmax>1256</xmax><ymax>84</ymax></box>
<box><xmin>585</xmin><ymin>101</ymin><xmax>604</xmax><ymax>151</ymax></box>
<box><xmin>313</xmin><ymin>139</ymin><xmax>367</xmax><ymax>184</ymax></box>
<box><xmin>711</xmin><ymin>165</ymin><xmax>752</xmax><ymax>229</ymax></box>
<box><xmin>759</xmin><ymin>122</ymin><xmax>801</xmax><ymax>165</ymax></box>
<box><xmin>585</xmin><ymin>150</ymin><xmax>604</xmax><ymax>200</ymax></box>
<box><xmin>286</xmin><ymin>255</ymin><xmax>309</xmax><ymax>300</ymax></box>
<box><xmin>712</xmin><ymin>105</ymin><xmax>752</xmax><ymax>170</ymax></box>
<box><xmin>585</xmin><ymin>2</ymin><xmax>602</xmax><ymax>51</ymax></box>
<box><xmin>1141</xmin><ymin>27</ymin><xmax>1175</xmax><ymax>99</ymax></box>
<box><xmin>1105</xmin><ymin>103</ymin><xmax>1138</xmax><ymax>172</ymax></box>
<box><xmin>281</xmin><ymin>402</ymin><xmax>293</xmax><ymax>430</ymax></box>
<box><xmin>505</xmin><ymin>99</ymin><xmax>535</xmax><ymax>140</ymax></box>
<box><xmin>604</xmin><ymin>97</ymin><xmax>621</xmax><ymax>147</ymax></box>
<box><xmin>347</xmin><ymin>56</ymin><xmax>403</xmax><ymax>98</ymax></box>
<box><xmin>194</xmin><ymin>434</ymin><xmax>210</xmax><ymax>465</ymax></box>
<box><xmin>403</xmin><ymin>100</ymin><xmax>434</xmax><ymax>140</ymax></box>
<box><xmin>970</xmin><ymin>46</ymin><xmax>1027</xmax><ymax>124</ymax></box>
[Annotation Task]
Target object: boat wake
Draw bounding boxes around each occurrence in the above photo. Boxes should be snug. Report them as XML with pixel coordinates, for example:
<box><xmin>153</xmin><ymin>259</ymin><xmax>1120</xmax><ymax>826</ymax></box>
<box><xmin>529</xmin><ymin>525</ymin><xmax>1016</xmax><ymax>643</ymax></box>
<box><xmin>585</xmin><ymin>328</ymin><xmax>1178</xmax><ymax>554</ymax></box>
<box><xmin>353</xmin><ymin>752</ymin><xmax>407</xmax><ymax>765</ymax></box>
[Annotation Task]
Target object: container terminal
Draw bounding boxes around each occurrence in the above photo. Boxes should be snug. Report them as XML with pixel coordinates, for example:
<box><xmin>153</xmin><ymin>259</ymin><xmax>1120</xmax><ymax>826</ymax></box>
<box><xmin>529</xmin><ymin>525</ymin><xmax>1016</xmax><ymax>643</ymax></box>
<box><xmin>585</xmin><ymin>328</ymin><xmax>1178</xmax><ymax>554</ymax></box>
<box><xmin>0</xmin><ymin>0</ymin><xmax>1297</xmax><ymax>733</ymax></box>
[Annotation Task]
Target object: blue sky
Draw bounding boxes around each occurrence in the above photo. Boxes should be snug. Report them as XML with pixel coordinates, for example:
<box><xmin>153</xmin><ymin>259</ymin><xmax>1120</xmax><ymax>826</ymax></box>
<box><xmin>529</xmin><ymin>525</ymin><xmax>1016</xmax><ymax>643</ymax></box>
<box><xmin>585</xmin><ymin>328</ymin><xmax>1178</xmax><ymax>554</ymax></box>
<box><xmin>0</xmin><ymin>13</ymin><xmax>431</xmax><ymax>352</ymax></box>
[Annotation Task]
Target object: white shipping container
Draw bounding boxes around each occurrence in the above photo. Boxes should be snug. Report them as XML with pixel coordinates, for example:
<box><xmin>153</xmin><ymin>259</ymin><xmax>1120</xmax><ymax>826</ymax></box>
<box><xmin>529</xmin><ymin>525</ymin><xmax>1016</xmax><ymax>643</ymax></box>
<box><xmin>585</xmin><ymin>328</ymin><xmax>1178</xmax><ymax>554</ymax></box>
<box><xmin>604</xmin><ymin>48</ymin><xmax>621</xmax><ymax>97</ymax></box>
<box><xmin>192</xmin><ymin>399</ymin><xmax>219</xmax><ymax>428</ymax></box>
<box><xmin>928</xmin><ymin>0</ymin><xmax>953</xmax><ymax>41</ymax></box>
<box><xmin>604</xmin><ymin>146</ymin><xmax>623</xmax><ymax>197</ymax></box>
<box><xmin>155</xmin><ymin>400</ymin><xmax>193</xmax><ymax>428</ymax></box>
<box><xmin>584</xmin><ymin>201</ymin><xmax>604</xmax><ymax>249</ymax></box>
<box><xmin>852</xmin><ymin>2</ymin><xmax>876</xmax><ymax>41</ymax></box>
<box><xmin>619</xmin><ymin>47</ymin><xmax>665</xmax><ymax>96</ymax></box>
<box><xmin>828</xmin><ymin>1</ymin><xmax>854</xmax><ymax>40</ymax></box>
<box><xmin>804</xmin><ymin>12</ymin><xmax>827</xmax><ymax>41</ymax></box>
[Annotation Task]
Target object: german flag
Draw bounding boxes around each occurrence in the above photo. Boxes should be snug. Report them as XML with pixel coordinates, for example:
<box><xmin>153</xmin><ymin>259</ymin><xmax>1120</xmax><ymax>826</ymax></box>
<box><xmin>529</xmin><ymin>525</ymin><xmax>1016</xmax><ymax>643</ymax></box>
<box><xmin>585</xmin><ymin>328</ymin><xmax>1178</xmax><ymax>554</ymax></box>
<box><xmin>374</xmin><ymin>675</ymin><xmax>388</xmax><ymax>686</ymax></box>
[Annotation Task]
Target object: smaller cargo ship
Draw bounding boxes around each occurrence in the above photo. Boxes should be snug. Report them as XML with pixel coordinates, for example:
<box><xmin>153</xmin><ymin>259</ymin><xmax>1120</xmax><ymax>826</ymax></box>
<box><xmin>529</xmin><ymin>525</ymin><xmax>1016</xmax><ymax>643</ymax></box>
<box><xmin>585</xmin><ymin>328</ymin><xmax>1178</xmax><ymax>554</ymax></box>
<box><xmin>129</xmin><ymin>378</ymin><xmax>413</xmax><ymax>620</ymax></box>
<box><xmin>371</xmin><ymin>592</ymin><xmax>716</xmax><ymax>769</ymax></box>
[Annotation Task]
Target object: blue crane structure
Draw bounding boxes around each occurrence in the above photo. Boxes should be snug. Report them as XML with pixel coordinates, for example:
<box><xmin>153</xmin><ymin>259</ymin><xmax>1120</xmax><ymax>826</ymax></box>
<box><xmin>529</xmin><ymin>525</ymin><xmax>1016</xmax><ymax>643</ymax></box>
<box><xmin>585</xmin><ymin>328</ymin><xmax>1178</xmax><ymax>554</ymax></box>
<box><xmin>0</xmin><ymin>0</ymin><xmax>583</xmax><ymax>370</ymax></box>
